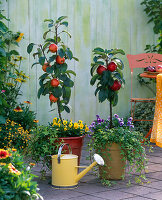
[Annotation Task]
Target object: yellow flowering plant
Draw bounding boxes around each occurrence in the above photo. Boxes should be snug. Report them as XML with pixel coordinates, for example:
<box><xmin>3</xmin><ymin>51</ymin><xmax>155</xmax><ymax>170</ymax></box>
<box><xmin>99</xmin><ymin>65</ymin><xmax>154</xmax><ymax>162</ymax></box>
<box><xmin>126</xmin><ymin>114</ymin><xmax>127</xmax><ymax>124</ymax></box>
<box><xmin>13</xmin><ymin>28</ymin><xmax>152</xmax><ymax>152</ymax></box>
<box><xmin>0</xmin><ymin>119</ymin><xmax>31</xmax><ymax>151</ymax></box>
<box><xmin>51</xmin><ymin>117</ymin><xmax>89</xmax><ymax>137</ymax></box>
<box><xmin>0</xmin><ymin>148</ymin><xmax>43</xmax><ymax>199</ymax></box>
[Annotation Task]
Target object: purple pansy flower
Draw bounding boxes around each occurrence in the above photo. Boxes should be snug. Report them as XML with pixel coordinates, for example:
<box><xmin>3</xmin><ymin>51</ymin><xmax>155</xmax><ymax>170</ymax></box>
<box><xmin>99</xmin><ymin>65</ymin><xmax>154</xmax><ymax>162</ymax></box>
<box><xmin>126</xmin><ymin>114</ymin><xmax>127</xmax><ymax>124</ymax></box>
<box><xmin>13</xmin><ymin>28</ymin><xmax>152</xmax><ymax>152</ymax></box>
<box><xmin>114</xmin><ymin>114</ymin><xmax>119</xmax><ymax>118</ymax></box>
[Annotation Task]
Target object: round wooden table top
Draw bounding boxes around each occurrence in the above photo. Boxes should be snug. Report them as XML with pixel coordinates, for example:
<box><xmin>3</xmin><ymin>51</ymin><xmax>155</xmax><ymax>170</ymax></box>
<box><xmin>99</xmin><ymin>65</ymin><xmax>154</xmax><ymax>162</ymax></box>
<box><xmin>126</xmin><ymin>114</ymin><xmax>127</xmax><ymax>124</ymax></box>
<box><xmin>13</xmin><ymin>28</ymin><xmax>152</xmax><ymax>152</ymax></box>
<box><xmin>140</xmin><ymin>72</ymin><xmax>159</xmax><ymax>79</ymax></box>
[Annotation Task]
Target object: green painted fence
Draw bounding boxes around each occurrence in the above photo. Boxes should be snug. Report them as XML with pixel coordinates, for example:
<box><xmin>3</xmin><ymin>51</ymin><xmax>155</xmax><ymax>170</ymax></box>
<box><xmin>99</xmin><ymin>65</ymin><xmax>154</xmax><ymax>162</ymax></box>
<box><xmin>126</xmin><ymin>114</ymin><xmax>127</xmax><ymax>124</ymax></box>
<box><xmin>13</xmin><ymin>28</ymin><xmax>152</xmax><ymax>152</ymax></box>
<box><xmin>2</xmin><ymin>0</ymin><xmax>156</xmax><ymax>125</ymax></box>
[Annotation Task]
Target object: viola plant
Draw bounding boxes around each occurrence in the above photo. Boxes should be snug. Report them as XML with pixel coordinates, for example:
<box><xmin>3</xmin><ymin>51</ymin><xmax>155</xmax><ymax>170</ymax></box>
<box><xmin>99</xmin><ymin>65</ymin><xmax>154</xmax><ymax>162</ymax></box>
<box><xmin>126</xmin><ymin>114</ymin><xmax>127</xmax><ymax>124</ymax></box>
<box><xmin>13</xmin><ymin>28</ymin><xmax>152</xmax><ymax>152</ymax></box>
<box><xmin>90</xmin><ymin>48</ymin><xmax>125</xmax><ymax>128</ymax></box>
<box><xmin>51</xmin><ymin>117</ymin><xmax>89</xmax><ymax>137</ymax></box>
<box><xmin>27</xmin><ymin>16</ymin><xmax>78</xmax><ymax>123</ymax></box>
<box><xmin>0</xmin><ymin>148</ymin><xmax>43</xmax><ymax>200</ymax></box>
<box><xmin>89</xmin><ymin>114</ymin><xmax>134</xmax><ymax>134</ymax></box>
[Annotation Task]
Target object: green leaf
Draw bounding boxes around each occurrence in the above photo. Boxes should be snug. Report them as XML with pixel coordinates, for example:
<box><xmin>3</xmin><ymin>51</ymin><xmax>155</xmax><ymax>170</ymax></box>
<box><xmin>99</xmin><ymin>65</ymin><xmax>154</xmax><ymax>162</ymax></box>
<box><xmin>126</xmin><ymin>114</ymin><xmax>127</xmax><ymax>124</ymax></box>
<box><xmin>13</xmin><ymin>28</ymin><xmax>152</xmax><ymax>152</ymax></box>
<box><xmin>65</xmin><ymin>70</ymin><xmax>76</xmax><ymax>77</ymax></box>
<box><xmin>31</xmin><ymin>62</ymin><xmax>39</xmax><ymax>68</ymax></box>
<box><xmin>43</xmin><ymin>30</ymin><xmax>51</xmax><ymax>39</ymax></box>
<box><xmin>37</xmin><ymin>87</ymin><xmax>44</xmax><ymax>99</ymax></box>
<box><xmin>27</xmin><ymin>43</ymin><xmax>35</xmax><ymax>54</ymax></box>
<box><xmin>64</xmin><ymin>105</ymin><xmax>70</xmax><ymax>113</ymax></box>
<box><xmin>0</xmin><ymin>21</ymin><xmax>8</xmax><ymax>32</ymax></box>
<box><xmin>56</xmin><ymin>16</ymin><xmax>68</xmax><ymax>23</ymax></box>
<box><xmin>39</xmin><ymin>73</ymin><xmax>48</xmax><ymax>80</ymax></box>
<box><xmin>60</xmin><ymin>63</ymin><xmax>67</xmax><ymax>73</ymax></box>
<box><xmin>58</xmin><ymin>48</ymin><xmax>65</xmax><ymax>58</ymax></box>
<box><xmin>52</xmin><ymin>86</ymin><xmax>62</xmax><ymax>98</ymax></box>
<box><xmin>112</xmin><ymin>92</ymin><xmax>118</xmax><ymax>107</ymax></box>
<box><xmin>62</xmin><ymin>30</ymin><xmax>71</xmax><ymax>38</ymax></box>
<box><xmin>95</xmin><ymin>86</ymin><xmax>102</xmax><ymax>96</ymax></box>
<box><xmin>44</xmin><ymin>19</ymin><xmax>54</xmax><ymax>23</ymax></box>
<box><xmin>90</xmin><ymin>74</ymin><xmax>100</xmax><ymax>85</ymax></box>
<box><xmin>43</xmin><ymin>42</ymin><xmax>50</xmax><ymax>51</ymax></box>
<box><xmin>39</xmin><ymin>57</ymin><xmax>46</xmax><ymax>65</ymax></box>
<box><xmin>46</xmin><ymin>66</ymin><xmax>53</xmax><ymax>73</ymax></box>
<box><xmin>0</xmin><ymin>47</ymin><xmax>6</xmax><ymax>56</ymax></box>
<box><xmin>9</xmin><ymin>50</ymin><xmax>19</xmax><ymax>55</ymax></box>
<box><xmin>110</xmin><ymin>49</ymin><xmax>125</xmax><ymax>55</ymax></box>
<box><xmin>112</xmin><ymin>58</ymin><xmax>124</xmax><ymax>70</ymax></box>
<box><xmin>98</xmin><ymin>89</ymin><xmax>107</xmax><ymax>103</ymax></box>
<box><xmin>0</xmin><ymin>115</ymin><xmax>6</xmax><ymax>124</ymax></box>
<box><xmin>48</xmin><ymin>23</ymin><xmax>53</xmax><ymax>28</ymax></box>
<box><xmin>45</xmin><ymin>38</ymin><xmax>55</xmax><ymax>43</ymax></box>
<box><xmin>66</xmin><ymin>48</ymin><xmax>73</xmax><ymax>60</ymax></box>
<box><xmin>49</xmin><ymin>55</ymin><xmax>56</xmax><ymax>62</ymax></box>
<box><xmin>64</xmin><ymin>78</ymin><xmax>74</xmax><ymax>87</ymax></box>
<box><xmin>62</xmin><ymin>86</ymin><xmax>71</xmax><ymax>104</ymax></box>
<box><xmin>93</xmin><ymin>47</ymin><xmax>104</xmax><ymax>52</ymax></box>
<box><xmin>72</xmin><ymin>56</ymin><xmax>79</xmax><ymax>61</ymax></box>
<box><xmin>60</xmin><ymin>21</ymin><xmax>68</xmax><ymax>27</ymax></box>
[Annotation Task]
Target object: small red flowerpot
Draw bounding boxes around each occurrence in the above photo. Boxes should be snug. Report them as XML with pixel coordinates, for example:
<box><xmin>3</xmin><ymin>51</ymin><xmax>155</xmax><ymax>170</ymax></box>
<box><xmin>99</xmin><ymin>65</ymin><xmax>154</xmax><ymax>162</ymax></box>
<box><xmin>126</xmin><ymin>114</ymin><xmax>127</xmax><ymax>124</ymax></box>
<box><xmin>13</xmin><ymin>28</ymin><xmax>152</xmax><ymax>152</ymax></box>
<box><xmin>58</xmin><ymin>136</ymin><xmax>84</xmax><ymax>165</ymax></box>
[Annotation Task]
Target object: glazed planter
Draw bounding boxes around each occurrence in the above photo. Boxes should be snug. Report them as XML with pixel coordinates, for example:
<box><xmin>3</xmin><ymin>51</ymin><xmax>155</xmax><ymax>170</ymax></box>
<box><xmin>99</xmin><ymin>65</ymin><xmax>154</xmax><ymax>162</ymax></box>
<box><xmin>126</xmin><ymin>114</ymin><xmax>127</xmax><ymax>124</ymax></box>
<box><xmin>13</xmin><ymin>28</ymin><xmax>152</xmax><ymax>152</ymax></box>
<box><xmin>58</xmin><ymin>136</ymin><xmax>84</xmax><ymax>165</ymax></box>
<box><xmin>99</xmin><ymin>143</ymin><xmax>126</xmax><ymax>180</ymax></box>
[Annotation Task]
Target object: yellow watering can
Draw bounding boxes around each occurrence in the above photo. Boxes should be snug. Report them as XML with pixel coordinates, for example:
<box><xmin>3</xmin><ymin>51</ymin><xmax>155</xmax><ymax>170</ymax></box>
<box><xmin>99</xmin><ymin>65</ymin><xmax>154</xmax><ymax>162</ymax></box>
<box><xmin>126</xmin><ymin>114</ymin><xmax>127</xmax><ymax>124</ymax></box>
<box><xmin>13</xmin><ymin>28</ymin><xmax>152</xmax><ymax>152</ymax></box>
<box><xmin>52</xmin><ymin>143</ymin><xmax>104</xmax><ymax>189</ymax></box>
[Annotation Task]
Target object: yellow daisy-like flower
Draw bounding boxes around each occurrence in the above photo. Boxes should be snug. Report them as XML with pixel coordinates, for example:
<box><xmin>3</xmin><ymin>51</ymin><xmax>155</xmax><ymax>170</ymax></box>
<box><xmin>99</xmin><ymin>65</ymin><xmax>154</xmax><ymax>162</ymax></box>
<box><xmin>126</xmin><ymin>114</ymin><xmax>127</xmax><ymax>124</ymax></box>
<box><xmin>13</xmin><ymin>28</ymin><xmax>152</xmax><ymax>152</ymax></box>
<box><xmin>33</xmin><ymin>120</ymin><xmax>39</xmax><ymax>123</ymax></box>
<box><xmin>8</xmin><ymin>163</ymin><xmax>21</xmax><ymax>175</ymax></box>
<box><xmin>0</xmin><ymin>163</ymin><xmax>6</xmax><ymax>166</ymax></box>
<box><xmin>63</xmin><ymin>120</ymin><xmax>67</xmax><ymax>125</ymax></box>
<box><xmin>12</xmin><ymin>148</ymin><xmax>17</xmax><ymax>152</ymax></box>
<box><xmin>29</xmin><ymin>163</ymin><xmax>35</xmax><ymax>166</ymax></box>
<box><xmin>11</xmin><ymin>121</ymin><xmax>15</xmax><ymax>126</ymax></box>
<box><xmin>24</xmin><ymin>101</ymin><xmax>32</xmax><ymax>104</ymax></box>
<box><xmin>16</xmin><ymin>33</ymin><xmax>24</xmax><ymax>42</ymax></box>
<box><xmin>74</xmin><ymin>122</ymin><xmax>79</xmax><ymax>129</ymax></box>
<box><xmin>14</xmin><ymin>106</ymin><xmax>23</xmax><ymax>112</ymax></box>
<box><xmin>0</xmin><ymin>149</ymin><xmax>11</xmax><ymax>159</ymax></box>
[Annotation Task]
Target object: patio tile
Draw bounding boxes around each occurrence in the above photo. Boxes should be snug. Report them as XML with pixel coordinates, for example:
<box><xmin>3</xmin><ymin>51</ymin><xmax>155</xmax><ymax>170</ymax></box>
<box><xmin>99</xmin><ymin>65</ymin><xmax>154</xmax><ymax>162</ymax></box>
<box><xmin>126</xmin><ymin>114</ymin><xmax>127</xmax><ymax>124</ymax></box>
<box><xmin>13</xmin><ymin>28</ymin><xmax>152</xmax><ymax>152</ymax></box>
<box><xmin>146</xmin><ymin>171</ymin><xmax>162</xmax><ymax>180</ymax></box>
<box><xmin>123</xmin><ymin>196</ymin><xmax>155</xmax><ymax>200</ymax></box>
<box><xmin>148</xmin><ymin>156</ymin><xmax>162</xmax><ymax>164</ymax></box>
<box><xmin>74</xmin><ymin>183</ymin><xmax>109</xmax><ymax>194</ymax></box>
<box><xmin>144</xmin><ymin>180</ymin><xmax>162</xmax><ymax>190</ymax></box>
<box><xmin>91</xmin><ymin>190</ymin><xmax>135</xmax><ymax>200</ymax></box>
<box><xmin>146</xmin><ymin>163</ymin><xmax>162</xmax><ymax>172</ymax></box>
<box><xmin>143</xmin><ymin>191</ymin><xmax>162</xmax><ymax>200</ymax></box>
<box><xmin>119</xmin><ymin>185</ymin><xmax>160</xmax><ymax>196</ymax></box>
<box><xmin>69</xmin><ymin>195</ymin><xmax>107</xmax><ymax>200</ymax></box>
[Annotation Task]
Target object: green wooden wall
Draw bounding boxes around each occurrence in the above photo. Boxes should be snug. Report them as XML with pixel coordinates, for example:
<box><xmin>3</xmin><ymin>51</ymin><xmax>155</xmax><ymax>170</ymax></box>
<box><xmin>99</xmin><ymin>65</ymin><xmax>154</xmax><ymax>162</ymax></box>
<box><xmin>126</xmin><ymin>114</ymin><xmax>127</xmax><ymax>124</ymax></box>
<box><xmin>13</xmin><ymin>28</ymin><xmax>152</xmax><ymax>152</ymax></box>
<box><xmin>2</xmin><ymin>0</ymin><xmax>156</xmax><ymax>125</ymax></box>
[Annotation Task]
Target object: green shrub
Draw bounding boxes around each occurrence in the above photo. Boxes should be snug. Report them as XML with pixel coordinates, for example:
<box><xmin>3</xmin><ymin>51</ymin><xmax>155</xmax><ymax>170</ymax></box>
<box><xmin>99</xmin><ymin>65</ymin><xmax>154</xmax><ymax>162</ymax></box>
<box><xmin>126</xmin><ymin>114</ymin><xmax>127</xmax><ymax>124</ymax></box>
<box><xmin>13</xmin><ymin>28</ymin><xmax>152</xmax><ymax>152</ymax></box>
<box><xmin>0</xmin><ymin>148</ymin><xmax>43</xmax><ymax>200</ymax></box>
<box><xmin>133</xmin><ymin>101</ymin><xmax>155</xmax><ymax>136</ymax></box>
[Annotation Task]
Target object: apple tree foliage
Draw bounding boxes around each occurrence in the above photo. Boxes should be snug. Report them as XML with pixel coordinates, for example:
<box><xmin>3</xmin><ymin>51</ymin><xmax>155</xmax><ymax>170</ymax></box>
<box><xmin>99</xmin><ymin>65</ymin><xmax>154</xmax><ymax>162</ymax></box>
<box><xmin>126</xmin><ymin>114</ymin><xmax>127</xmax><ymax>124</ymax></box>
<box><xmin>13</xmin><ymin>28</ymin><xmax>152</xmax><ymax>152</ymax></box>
<box><xmin>90</xmin><ymin>47</ymin><xmax>125</xmax><ymax>128</ymax></box>
<box><xmin>27</xmin><ymin>16</ymin><xmax>78</xmax><ymax>122</ymax></box>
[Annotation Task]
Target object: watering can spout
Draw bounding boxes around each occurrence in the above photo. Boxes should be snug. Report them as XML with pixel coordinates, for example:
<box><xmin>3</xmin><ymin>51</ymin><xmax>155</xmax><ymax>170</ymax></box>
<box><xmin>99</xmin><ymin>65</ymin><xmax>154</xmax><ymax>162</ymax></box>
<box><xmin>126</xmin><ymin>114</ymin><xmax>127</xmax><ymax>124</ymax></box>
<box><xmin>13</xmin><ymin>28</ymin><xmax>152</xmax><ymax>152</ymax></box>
<box><xmin>75</xmin><ymin>154</ymin><xmax>104</xmax><ymax>182</ymax></box>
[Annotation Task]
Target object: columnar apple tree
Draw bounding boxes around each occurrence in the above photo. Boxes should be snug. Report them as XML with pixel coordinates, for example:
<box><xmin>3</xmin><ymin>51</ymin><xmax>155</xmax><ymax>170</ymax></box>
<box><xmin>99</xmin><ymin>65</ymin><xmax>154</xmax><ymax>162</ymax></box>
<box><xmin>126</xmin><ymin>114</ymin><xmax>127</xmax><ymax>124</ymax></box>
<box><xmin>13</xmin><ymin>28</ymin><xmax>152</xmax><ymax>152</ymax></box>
<box><xmin>90</xmin><ymin>48</ymin><xmax>125</xmax><ymax>128</ymax></box>
<box><xmin>27</xmin><ymin>16</ymin><xmax>78</xmax><ymax>123</ymax></box>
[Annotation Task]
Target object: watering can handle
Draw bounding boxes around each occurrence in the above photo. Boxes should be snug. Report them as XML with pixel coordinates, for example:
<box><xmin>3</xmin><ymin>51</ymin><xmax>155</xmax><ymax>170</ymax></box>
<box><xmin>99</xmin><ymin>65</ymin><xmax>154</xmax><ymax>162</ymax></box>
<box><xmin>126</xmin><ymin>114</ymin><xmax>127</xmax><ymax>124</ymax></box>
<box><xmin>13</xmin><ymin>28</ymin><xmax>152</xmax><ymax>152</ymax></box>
<box><xmin>57</xmin><ymin>143</ymin><xmax>72</xmax><ymax>164</ymax></box>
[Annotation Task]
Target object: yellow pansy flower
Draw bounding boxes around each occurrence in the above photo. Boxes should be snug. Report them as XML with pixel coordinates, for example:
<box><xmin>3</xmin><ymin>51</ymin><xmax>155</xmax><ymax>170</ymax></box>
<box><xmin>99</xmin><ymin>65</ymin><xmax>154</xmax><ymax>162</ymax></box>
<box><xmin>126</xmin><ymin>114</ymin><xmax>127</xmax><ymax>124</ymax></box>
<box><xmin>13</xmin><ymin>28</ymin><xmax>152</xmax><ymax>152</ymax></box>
<box><xmin>85</xmin><ymin>126</ymin><xmax>89</xmax><ymax>132</ymax></box>
<box><xmin>69</xmin><ymin>122</ymin><xmax>73</xmax><ymax>128</ymax></box>
<box><xmin>63</xmin><ymin>120</ymin><xmax>67</xmax><ymax>125</ymax></box>
<box><xmin>64</xmin><ymin>127</ymin><xmax>67</xmax><ymax>131</ymax></box>
<box><xmin>78</xmin><ymin>120</ymin><xmax>83</xmax><ymax>124</ymax></box>
<box><xmin>16</xmin><ymin>33</ymin><xmax>24</xmax><ymax>42</ymax></box>
<box><xmin>79</xmin><ymin>123</ymin><xmax>84</xmax><ymax>129</ymax></box>
<box><xmin>74</xmin><ymin>122</ymin><xmax>79</xmax><ymax>129</ymax></box>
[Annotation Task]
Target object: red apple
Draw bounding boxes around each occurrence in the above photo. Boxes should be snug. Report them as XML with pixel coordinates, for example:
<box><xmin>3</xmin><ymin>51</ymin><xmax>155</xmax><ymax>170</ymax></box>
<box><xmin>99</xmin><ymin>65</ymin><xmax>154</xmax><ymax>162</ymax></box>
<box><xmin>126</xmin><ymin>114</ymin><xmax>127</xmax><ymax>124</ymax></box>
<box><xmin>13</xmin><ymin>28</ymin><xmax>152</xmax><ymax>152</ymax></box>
<box><xmin>110</xmin><ymin>80</ymin><xmax>121</xmax><ymax>91</ymax></box>
<box><xmin>96</xmin><ymin>65</ymin><xmax>107</xmax><ymax>75</ymax></box>
<box><xmin>56</xmin><ymin>55</ymin><xmax>65</xmax><ymax>64</ymax></box>
<box><xmin>107</xmin><ymin>62</ymin><xmax>117</xmax><ymax>72</ymax></box>
<box><xmin>42</xmin><ymin>63</ymin><xmax>51</xmax><ymax>72</ymax></box>
<box><xmin>51</xmin><ymin>78</ymin><xmax>60</xmax><ymax>87</ymax></box>
<box><xmin>49</xmin><ymin>44</ymin><xmax>58</xmax><ymax>53</ymax></box>
<box><xmin>49</xmin><ymin>94</ymin><xmax>58</xmax><ymax>103</ymax></box>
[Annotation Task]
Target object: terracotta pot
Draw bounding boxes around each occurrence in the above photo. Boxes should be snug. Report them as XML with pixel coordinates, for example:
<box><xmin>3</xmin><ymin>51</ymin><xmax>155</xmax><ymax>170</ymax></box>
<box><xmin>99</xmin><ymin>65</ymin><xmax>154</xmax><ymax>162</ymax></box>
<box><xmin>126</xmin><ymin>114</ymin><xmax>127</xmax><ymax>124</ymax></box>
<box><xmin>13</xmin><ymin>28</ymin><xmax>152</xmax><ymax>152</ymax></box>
<box><xmin>57</xmin><ymin>136</ymin><xmax>84</xmax><ymax>165</ymax></box>
<box><xmin>99</xmin><ymin>143</ymin><xmax>126</xmax><ymax>180</ymax></box>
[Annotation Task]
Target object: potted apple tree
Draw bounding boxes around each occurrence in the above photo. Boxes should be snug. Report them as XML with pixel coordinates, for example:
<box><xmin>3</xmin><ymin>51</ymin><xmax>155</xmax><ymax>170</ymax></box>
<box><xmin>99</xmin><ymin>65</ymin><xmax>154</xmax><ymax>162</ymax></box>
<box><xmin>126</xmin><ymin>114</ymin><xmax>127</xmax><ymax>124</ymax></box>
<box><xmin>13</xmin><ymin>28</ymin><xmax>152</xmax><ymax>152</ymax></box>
<box><xmin>27</xmin><ymin>16</ymin><xmax>78</xmax><ymax>123</ymax></box>
<box><xmin>90</xmin><ymin>47</ymin><xmax>126</xmax><ymax>179</ymax></box>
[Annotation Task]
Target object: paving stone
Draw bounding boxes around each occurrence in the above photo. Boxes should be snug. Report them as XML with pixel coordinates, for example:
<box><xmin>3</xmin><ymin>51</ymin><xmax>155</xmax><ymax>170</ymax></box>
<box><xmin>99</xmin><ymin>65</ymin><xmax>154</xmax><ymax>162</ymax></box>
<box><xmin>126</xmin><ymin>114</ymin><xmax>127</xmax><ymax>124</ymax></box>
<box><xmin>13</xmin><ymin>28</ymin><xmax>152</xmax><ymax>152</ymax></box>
<box><xmin>68</xmin><ymin>195</ymin><xmax>107</xmax><ymax>200</ymax></box>
<box><xmin>123</xmin><ymin>196</ymin><xmax>155</xmax><ymax>200</ymax></box>
<box><xmin>144</xmin><ymin>180</ymin><xmax>162</xmax><ymax>190</ymax></box>
<box><xmin>119</xmin><ymin>185</ymin><xmax>160</xmax><ymax>196</ymax></box>
<box><xmin>92</xmin><ymin>190</ymin><xmax>135</xmax><ymax>200</ymax></box>
<box><xmin>146</xmin><ymin>171</ymin><xmax>162</xmax><ymax>180</ymax></box>
<box><xmin>143</xmin><ymin>191</ymin><xmax>162</xmax><ymax>200</ymax></box>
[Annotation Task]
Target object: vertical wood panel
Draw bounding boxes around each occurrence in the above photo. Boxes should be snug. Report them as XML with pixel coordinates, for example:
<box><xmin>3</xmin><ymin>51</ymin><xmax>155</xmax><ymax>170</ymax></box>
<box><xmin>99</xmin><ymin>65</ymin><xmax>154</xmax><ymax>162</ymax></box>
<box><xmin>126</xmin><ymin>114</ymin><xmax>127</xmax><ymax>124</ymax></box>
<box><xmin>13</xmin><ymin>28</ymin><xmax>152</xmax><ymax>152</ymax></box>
<box><xmin>5</xmin><ymin>0</ymin><xmax>156</xmax><ymax>124</ymax></box>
